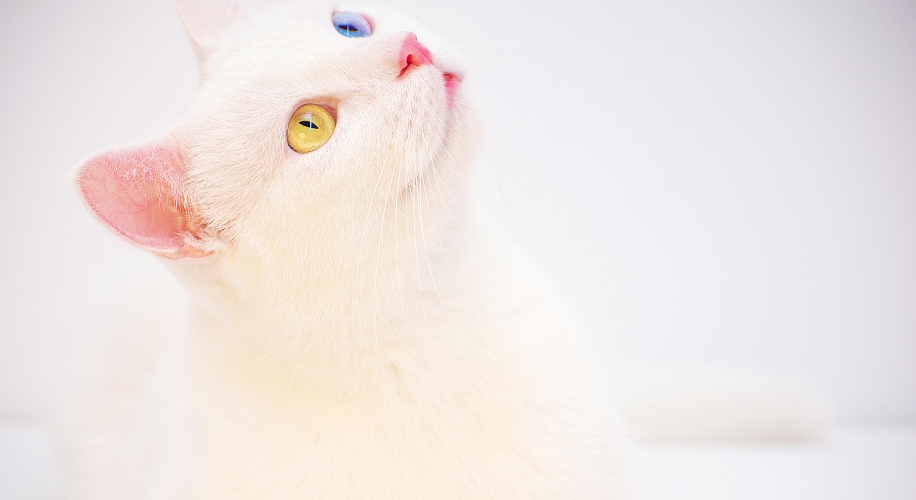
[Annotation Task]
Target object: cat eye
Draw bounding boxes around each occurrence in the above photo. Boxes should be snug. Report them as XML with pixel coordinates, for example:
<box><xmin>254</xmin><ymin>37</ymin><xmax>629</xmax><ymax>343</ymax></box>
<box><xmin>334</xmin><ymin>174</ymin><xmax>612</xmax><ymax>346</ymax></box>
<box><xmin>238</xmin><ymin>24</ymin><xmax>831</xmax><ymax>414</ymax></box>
<box><xmin>332</xmin><ymin>11</ymin><xmax>372</xmax><ymax>38</ymax></box>
<box><xmin>287</xmin><ymin>104</ymin><xmax>335</xmax><ymax>154</ymax></box>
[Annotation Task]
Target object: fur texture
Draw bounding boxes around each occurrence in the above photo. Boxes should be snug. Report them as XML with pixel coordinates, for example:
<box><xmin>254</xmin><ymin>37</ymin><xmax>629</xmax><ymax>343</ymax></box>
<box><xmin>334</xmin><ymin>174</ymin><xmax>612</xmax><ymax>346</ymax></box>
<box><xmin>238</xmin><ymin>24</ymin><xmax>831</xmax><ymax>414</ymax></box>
<box><xmin>64</xmin><ymin>1</ymin><xmax>631</xmax><ymax>498</ymax></box>
<box><xmin>61</xmin><ymin>1</ymin><xmax>821</xmax><ymax>498</ymax></box>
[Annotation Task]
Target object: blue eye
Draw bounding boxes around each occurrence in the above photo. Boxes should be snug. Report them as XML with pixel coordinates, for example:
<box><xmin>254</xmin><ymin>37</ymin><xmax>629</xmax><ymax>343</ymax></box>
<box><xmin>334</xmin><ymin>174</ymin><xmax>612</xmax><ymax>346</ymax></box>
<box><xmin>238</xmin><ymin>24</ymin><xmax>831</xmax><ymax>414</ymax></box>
<box><xmin>333</xmin><ymin>12</ymin><xmax>372</xmax><ymax>38</ymax></box>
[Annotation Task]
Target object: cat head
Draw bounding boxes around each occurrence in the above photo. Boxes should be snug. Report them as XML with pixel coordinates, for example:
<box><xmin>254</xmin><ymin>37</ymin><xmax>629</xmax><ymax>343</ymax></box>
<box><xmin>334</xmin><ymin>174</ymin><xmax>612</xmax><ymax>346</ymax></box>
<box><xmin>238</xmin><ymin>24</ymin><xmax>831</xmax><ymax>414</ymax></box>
<box><xmin>75</xmin><ymin>0</ymin><xmax>479</xmax><ymax>266</ymax></box>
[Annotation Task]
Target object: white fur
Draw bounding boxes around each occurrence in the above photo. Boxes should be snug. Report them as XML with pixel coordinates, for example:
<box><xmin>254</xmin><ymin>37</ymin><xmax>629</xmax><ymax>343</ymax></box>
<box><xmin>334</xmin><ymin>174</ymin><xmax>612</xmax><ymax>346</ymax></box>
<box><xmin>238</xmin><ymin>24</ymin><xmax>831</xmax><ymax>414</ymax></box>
<box><xmin>61</xmin><ymin>2</ymin><xmax>633</xmax><ymax>498</ymax></box>
<box><xmin>58</xmin><ymin>1</ymin><xmax>821</xmax><ymax>498</ymax></box>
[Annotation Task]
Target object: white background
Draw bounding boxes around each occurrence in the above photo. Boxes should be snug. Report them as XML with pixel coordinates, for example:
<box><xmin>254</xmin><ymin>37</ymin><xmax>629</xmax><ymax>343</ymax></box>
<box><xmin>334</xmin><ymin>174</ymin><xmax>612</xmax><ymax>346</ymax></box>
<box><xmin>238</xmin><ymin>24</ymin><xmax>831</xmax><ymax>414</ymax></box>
<box><xmin>0</xmin><ymin>0</ymin><xmax>914</xmax><ymax>423</ymax></box>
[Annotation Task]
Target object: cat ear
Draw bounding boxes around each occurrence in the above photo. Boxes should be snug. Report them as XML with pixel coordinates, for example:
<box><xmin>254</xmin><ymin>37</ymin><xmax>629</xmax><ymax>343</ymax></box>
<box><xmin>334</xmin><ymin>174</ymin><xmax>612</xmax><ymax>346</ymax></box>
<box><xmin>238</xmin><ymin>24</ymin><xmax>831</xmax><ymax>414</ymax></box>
<box><xmin>75</xmin><ymin>139</ymin><xmax>214</xmax><ymax>260</ymax></box>
<box><xmin>172</xmin><ymin>0</ymin><xmax>247</xmax><ymax>64</ymax></box>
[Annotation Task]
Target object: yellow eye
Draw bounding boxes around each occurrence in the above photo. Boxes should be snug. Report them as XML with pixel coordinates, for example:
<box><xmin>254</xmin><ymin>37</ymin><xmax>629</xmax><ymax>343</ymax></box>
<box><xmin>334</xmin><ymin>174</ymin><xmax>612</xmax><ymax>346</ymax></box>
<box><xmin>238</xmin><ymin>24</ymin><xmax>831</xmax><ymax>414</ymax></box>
<box><xmin>287</xmin><ymin>104</ymin><xmax>335</xmax><ymax>153</ymax></box>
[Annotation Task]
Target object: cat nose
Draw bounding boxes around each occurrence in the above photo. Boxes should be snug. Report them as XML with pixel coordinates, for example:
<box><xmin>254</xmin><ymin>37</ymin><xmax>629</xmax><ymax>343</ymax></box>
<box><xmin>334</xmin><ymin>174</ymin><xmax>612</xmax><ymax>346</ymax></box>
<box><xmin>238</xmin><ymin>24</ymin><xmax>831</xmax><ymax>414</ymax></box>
<box><xmin>398</xmin><ymin>32</ymin><xmax>432</xmax><ymax>76</ymax></box>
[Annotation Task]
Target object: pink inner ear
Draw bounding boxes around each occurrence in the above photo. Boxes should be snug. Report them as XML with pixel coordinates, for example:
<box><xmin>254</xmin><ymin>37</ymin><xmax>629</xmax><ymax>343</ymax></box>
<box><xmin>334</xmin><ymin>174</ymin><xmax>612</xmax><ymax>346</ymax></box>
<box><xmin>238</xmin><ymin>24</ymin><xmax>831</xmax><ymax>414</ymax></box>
<box><xmin>76</xmin><ymin>141</ymin><xmax>195</xmax><ymax>255</ymax></box>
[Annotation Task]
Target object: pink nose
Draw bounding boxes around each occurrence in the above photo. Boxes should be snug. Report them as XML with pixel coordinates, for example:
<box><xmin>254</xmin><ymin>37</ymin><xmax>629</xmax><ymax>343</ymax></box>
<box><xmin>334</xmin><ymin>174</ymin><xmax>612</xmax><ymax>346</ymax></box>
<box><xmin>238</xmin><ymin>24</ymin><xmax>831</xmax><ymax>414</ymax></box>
<box><xmin>398</xmin><ymin>33</ymin><xmax>433</xmax><ymax>76</ymax></box>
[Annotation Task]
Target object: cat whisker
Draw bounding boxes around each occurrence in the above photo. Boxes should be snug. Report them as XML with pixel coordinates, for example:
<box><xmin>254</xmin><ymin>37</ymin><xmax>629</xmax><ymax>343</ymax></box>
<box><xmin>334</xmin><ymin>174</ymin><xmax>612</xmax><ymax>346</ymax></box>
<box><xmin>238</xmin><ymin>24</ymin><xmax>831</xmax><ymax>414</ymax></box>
<box><xmin>356</xmin><ymin>158</ymin><xmax>386</xmax><ymax>275</ymax></box>
<box><xmin>416</xmin><ymin>157</ymin><xmax>451</xmax><ymax>340</ymax></box>
<box><xmin>394</xmin><ymin>150</ymin><xmax>411</xmax><ymax>344</ymax></box>
<box><xmin>373</xmin><ymin>167</ymin><xmax>396</xmax><ymax>366</ymax></box>
<box><xmin>437</xmin><ymin>5</ymin><xmax>486</xmax><ymax>44</ymax></box>
<box><xmin>145</xmin><ymin>55</ymin><xmax>198</xmax><ymax>81</ymax></box>
<box><xmin>427</xmin><ymin>162</ymin><xmax>470</xmax><ymax>257</ymax></box>
<box><xmin>406</xmin><ymin>131</ymin><xmax>432</xmax><ymax>342</ymax></box>
<box><xmin>426</xmin><ymin>153</ymin><xmax>463</xmax><ymax>272</ymax></box>
<box><xmin>357</xmin><ymin>165</ymin><xmax>386</xmax><ymax>362</ymax></box>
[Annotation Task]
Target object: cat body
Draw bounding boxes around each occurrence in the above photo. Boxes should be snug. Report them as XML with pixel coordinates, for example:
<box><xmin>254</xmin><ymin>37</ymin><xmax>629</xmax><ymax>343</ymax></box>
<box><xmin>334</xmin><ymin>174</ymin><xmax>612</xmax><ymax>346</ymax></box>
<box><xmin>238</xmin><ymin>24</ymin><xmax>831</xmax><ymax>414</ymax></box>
<box><xmin>63</xmin><ymin>1</ymin><xmax>632</xmax><ymax>498</ymax></box>
<box><xmin>66</xmin><ymin>236</ymin><xmax>628</xmax><ymax>499</ymax></box>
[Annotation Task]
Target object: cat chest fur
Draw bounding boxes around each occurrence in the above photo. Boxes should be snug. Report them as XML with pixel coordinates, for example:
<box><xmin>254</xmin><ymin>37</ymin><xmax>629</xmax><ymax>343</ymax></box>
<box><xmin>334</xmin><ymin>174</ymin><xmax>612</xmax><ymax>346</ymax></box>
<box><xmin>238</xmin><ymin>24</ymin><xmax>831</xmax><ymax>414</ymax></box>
<box><xmin>175</xmin><ymin>269</ymin><xmax>619</xmax><ymax>498</ymax></box>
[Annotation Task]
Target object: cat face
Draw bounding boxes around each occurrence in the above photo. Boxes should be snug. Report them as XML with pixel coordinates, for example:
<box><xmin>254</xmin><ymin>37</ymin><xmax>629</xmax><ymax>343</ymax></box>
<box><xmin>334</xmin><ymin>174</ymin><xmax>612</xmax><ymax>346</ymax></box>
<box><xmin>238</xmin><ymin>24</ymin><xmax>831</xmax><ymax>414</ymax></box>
<box><xmin>76</xmin><ymin>1</ymin><xmax>480</xmax><ymax>263</ymax></box>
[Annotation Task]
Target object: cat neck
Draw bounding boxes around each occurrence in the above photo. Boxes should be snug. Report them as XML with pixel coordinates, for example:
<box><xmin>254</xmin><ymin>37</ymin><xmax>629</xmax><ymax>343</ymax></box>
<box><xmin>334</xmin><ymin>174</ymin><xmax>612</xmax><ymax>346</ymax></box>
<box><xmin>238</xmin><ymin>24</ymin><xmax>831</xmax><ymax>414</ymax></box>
<box><xmin>168</xmin><ymin>196</ymin><xmax>484</xmax><ymax>362</ymax></box>
<box><xmin>165</xmin><ymin>206</ymin><xmax>499</xmax><ymax>405</ymax></box>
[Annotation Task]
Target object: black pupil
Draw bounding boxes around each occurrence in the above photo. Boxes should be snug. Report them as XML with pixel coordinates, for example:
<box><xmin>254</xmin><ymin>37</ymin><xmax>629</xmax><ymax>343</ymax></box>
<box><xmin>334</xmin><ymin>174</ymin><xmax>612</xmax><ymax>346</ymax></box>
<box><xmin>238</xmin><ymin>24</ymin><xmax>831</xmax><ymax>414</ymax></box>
<box><xmin>338</xmin><ymin>23</ymin><xmax>357</xmax><ymax>34</ymax></box>
<box><xmin>299</xmin><ymin>120</ymin><xmax>318</xmax><ymax>129</ymax></box>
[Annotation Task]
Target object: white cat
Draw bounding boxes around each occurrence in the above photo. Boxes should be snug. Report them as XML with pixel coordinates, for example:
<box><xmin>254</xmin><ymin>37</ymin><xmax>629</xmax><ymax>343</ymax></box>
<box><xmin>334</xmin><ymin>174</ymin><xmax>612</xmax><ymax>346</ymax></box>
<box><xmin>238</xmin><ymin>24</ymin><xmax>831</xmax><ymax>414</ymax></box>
<box><xmin>60</xmin><ymin>1</ymin><xmax>822</xmax><ymax>498</ymax></box>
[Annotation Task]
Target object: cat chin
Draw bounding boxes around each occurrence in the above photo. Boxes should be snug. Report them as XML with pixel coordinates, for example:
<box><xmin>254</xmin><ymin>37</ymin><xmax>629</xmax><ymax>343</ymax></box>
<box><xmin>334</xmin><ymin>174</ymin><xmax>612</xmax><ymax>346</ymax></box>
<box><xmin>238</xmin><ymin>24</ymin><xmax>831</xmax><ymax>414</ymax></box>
<box><xmin>398</xmin><ymin>102</ymin><xmax>470</xmax><ymax>200</ymax></box>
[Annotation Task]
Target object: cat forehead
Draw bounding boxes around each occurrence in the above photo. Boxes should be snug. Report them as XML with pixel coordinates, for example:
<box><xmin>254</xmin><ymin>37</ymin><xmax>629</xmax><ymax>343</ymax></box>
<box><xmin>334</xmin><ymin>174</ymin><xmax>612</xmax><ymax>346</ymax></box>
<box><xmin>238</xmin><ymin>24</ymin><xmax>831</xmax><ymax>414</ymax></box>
<box><xmin>218</xmin><ymin>4</ymin><xmax>423</xmax><ymax>59</ymax></box>
<box><xmin>196</xmin><ymin>5</ymin><xmax>423</xmax><ymax>94</ymax></box>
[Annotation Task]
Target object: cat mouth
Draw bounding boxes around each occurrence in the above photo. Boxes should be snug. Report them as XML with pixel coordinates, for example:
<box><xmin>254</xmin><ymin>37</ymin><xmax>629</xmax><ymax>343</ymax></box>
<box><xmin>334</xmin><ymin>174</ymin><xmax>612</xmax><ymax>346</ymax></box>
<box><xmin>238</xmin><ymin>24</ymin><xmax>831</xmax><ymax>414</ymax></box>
<box><xmin>443</xmin><ymin>72</ymin><xmax>460</xmax><ymax>108</ymax></box>
<box><xmin>398</xmin><ymin>33</ymin><xmax>461</xmax><ymax>107</ymax></box>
